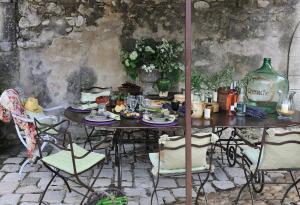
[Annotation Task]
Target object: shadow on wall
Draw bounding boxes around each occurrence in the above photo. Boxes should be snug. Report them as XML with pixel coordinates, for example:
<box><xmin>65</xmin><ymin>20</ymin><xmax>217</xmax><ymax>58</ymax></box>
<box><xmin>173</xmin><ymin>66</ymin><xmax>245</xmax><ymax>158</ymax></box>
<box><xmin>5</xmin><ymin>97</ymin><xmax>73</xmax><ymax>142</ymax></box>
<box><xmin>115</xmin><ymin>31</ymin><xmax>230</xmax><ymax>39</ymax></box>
<box><xmin>67</xmin><ymin>66</ymin><xmax>97</xmax><ymax>102</ymax></box>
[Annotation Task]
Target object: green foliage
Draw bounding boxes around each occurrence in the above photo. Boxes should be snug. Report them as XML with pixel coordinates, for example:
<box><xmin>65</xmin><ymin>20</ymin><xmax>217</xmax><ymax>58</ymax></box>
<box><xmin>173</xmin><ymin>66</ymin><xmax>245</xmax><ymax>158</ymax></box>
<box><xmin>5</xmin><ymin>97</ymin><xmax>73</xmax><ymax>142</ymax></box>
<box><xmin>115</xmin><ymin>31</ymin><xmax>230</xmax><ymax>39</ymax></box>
<box><xmin>237</xmin><ymin>72</ymin><xmax>255</xmax><ymax>91</ymax></box>
<box><xmin>191</xmin><ymin>70</ymin><xmax>205</xmax><ymax>92</ymax></box>
<box><xmin>155</xmin><ymin>39</ymin><xmax>184</xmax><ymax>81</ymax></box>
<box><xmin>120</xmin><ymin>38</ymin><xmax>184</xmax><ymax>82</ymax></box>
<box><xmin>190</xmin><ymin>66</ymin><xmax>235</xmax><ymax>92</ymax></box>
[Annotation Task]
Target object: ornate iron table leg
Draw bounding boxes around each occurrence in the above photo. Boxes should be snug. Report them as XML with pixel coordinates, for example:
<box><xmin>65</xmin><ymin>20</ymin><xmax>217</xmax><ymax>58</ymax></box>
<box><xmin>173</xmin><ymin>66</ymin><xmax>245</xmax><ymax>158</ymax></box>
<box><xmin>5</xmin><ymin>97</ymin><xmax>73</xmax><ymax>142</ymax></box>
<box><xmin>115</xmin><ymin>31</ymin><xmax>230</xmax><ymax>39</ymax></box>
<box><xmin>226</xmin><ymin>130</ymin><xmax>238</xmax><ymax>167</ymax></box>
<box><xmin>84</xmin><ymin>126</ymin><xmax>95</xmax><ymax>150</ymax></box>
<box><xmin>113</xmin><ymin>129</ymin><xmax>123</xmax><ymax>189</ymax></box>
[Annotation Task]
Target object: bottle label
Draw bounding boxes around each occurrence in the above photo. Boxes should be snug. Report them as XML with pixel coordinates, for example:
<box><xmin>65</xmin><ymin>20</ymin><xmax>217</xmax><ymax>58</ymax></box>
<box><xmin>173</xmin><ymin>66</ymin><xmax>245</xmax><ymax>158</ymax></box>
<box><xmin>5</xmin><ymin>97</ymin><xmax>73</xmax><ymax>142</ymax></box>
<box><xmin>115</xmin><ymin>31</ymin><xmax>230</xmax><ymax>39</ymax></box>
<box><xmin>237</xmin><ymin>103</ymin><xmax>246</xmax><ymax>113</ymax></box>
<box><xmin>204</xmin><ymin>108</ymin><xmax>211</xmax><ymax>119</ymax></box>
<box><xmin>230</xmin><ymin>105</ymin><xmax>235</xmax><ymax>111</ymax></box>
<box><xmin>247</xmin><ymin>78</ymin><xmax>276</xmax><ymax>102</ymax></box>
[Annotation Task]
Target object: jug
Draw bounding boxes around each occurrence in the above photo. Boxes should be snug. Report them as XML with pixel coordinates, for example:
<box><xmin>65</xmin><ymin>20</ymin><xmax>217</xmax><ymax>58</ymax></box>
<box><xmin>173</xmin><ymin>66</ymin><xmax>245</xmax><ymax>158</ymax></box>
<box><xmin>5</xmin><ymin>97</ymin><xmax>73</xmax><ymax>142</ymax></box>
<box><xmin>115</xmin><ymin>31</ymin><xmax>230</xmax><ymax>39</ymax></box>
<box><xmin>276</xmin><ymin>90</ymin><xmax>296</xmax><ymax>119</ymax></box>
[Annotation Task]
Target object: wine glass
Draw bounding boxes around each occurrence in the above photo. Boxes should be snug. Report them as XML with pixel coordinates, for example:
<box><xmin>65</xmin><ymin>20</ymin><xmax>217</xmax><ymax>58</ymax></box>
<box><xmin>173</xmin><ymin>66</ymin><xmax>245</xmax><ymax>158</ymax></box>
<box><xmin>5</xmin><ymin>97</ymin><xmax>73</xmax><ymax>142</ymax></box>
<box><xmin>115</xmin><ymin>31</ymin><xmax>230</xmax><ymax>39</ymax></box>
<box><xmin>129</xmin><ymin>98</ymin><xmax>138</xmax><ymax>112</ymax></box>
<box><xmin>142</xmin><ymin>98</ymin><xmax>151</xmax><ymax>115</ymax></box>
<box><xmin>137</xmin><ymin>95</ymin><xmax>144</xmax><ymax>105</ymax></box>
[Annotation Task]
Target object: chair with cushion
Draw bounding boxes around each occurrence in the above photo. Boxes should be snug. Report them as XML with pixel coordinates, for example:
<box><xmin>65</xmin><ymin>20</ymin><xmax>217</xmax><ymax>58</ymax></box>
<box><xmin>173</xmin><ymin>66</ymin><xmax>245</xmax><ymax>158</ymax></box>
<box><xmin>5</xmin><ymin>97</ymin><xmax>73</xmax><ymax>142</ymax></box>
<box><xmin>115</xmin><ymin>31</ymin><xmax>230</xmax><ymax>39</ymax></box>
<box><xmin>235</xmin><ymin>123</ymin><xmax>300</xmax><ymax>204</ymax></box>
<box><xmin>149</xmin><ymin>133</ymin><xmax>219</xmax><ymax>205</ymax></box>
<box><xmin>0</xmin><ymin>89</ymin><xmax>67</xmax><ymax>180</ymax></box>
<box><xmin>34</xmin><ymin>118</ymin><xmax>108</xmax><ymax>205</ymax></box>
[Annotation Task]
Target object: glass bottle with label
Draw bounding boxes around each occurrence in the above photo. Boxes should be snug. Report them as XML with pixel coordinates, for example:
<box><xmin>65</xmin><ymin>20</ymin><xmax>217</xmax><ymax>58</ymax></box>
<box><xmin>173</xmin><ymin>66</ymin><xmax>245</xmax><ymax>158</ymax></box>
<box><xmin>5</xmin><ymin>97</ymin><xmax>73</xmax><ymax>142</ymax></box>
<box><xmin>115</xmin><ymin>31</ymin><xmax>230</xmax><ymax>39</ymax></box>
<box><xmin>236</xmin><ymin>87</ymin><xmax>247</xmax><ymax>117</ymax></box>
<box><xmin>226</xmin><ymin>82</ymin><xmax>238</xmax><ymax>116</ymax></box>
<box><xmin>204</xmin><ymin>98</ymin><xmax>213</xmax><ymax>120</ymax></box>
<box><xmin>246</xmin><ymin>58</ymin><xmax>289</xmax><ymax>113</ymax></box>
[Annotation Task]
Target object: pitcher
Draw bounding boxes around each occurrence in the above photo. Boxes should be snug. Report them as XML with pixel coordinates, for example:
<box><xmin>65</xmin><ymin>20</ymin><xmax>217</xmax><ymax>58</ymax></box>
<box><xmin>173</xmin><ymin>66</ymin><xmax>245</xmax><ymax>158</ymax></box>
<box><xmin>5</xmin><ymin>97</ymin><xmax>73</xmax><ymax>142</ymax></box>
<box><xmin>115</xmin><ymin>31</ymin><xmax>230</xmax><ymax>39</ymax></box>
<box><xmin>276</xmin><ymin>90</ymin><xmax>296</xmax><ymax>119</ymax></box>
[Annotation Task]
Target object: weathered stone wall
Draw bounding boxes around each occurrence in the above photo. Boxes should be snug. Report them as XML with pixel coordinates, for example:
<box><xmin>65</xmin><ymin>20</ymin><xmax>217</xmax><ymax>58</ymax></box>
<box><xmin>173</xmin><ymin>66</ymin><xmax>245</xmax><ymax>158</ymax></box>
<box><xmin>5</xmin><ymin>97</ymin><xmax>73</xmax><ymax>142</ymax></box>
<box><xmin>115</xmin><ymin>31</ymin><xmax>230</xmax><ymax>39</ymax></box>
<box><xmin>0</xmin><ymin>1</ymin><xmax>19</xmax><ymax>148</ymax></box>
<box><xmin>3</xmin><ymin>0</ymin><xmax>300</xmax><ymax>108</ymax></box>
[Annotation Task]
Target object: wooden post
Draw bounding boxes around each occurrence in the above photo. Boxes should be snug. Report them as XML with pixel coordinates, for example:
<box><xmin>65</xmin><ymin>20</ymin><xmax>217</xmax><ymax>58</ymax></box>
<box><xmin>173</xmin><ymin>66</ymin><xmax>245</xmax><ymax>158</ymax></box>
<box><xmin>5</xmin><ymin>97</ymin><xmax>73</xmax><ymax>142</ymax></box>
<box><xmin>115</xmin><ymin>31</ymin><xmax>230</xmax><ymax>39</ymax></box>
<box><xmin>185</xmin><ymin>0</ymin><xmax>192</xmax><ymax>204</ymax></box>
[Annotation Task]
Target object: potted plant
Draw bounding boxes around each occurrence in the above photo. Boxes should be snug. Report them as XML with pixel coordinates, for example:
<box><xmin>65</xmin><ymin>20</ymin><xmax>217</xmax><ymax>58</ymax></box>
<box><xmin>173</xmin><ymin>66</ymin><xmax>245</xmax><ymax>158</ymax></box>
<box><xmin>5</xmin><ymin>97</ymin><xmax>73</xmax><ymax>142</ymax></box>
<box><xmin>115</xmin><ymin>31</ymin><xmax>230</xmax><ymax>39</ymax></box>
<box><xmin>155</xmin><ymin>39</ymin><xmax>184</xmax><ymax>97</ymax></box>
<box><xmin>120</xmin><ymin>39</ymin><xmax>160</xmax><ymax>94</ymax></box>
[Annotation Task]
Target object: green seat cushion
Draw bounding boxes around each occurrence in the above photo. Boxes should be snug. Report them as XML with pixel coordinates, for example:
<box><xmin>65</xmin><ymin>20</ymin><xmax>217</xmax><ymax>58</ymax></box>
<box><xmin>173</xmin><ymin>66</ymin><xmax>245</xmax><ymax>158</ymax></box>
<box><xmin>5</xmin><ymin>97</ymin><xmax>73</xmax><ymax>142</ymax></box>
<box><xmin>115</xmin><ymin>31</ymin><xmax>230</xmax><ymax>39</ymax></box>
<box><xmin>42</xmin><ymin>143</ymin><xmax>105</xmax><ymax>174</ymax></box>
<box><xmin>149</xmin><ymin>153</ymin><xmax>211</xmax><ymax>175</ymax></box>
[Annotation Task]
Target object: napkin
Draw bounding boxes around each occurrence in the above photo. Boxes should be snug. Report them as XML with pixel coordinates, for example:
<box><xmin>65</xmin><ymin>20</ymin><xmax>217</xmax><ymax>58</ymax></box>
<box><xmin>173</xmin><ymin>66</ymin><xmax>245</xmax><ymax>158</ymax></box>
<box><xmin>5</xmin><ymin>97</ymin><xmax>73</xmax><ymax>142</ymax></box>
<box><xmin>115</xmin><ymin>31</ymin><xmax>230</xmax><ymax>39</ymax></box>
<box><xmin>106</xmin><ymin>111</ymin><xmax>121</xmax><ymax>121</ymax></box>
<box><xmin>78</xmin><ymin>103</ymin><xmax>98</xmax><ymax>110</ymax></box>
<box><xmin>81</xmin><ymin>90</ymin><xmax>111</xmax><ymax>103</ymax></box>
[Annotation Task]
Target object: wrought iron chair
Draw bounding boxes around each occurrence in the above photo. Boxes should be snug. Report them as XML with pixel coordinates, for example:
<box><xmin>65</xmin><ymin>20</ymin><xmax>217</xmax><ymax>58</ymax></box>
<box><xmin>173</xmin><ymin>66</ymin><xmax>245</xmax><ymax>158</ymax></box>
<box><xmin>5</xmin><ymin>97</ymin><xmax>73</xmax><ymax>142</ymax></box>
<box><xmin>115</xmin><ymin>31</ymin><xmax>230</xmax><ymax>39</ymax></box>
<box><xmin>235</xmin><ymin>123</ymin><xmax>300</xmax><ymax>204</ymax></box>
<box><xmin>80</xmin><ymin>86</ymin><xmax>114</xmax><ymax>151</ymax></box>
<box><xmin>11</xmin><ymin>112</ymin><xmax>62</xmax><ymax>180</ymax></box>
<box><xmin>34</xmin><ymin>118</ymin><xmax>108</xmax><ymax>205</ymax></box>
<box><xmin>149</xmin><ymin>133</ymin><xmax>219</xmax><ymax>205</ymax></box>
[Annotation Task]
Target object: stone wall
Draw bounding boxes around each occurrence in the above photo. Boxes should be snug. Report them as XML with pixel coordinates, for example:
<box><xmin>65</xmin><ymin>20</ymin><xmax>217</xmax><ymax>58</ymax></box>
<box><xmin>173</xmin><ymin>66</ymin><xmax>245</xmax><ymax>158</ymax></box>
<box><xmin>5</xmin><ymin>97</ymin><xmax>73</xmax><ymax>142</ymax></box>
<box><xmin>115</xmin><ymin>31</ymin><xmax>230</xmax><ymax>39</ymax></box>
<box><xmin>0</xmin><ymin>0</ymin><xmax>299</xmax><ymax>107</ymax></box>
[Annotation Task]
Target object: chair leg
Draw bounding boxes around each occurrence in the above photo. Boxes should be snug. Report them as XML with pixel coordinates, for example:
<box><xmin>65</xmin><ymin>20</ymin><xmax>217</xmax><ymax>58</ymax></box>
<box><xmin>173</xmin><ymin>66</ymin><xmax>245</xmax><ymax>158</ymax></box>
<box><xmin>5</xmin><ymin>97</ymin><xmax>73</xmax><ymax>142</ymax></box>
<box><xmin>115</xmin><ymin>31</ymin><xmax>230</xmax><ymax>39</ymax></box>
<box><xmin>19</xmin><ymin>159</ymin><xmax>30</xmax><ymax>181</ymax></box>
<box><xmin>281</xmin><ymin>174</ymin><xmax>300</xmax><ymax>204</ymax></box>
<box><xmin>79</xmin><ymin>162</ymin><xmax>104</xmax><ymax>205</ymax></box>
<box><xmin>196</xmin><ymin>173</ymin><xmax>208</xmax><ymax>205</ymax></box>
<box><xmin>151</xmin><ymin>174</ymin><xmax>160</xmax><ymax>205</ymax></box>
<box><xmin>39</xmin><ymin>172</ymin><xmax>58</xmax><ymax>205</ymax></box>
<box><xmin>289</xmin><ymin>171</ymin><xmax>300</xmax><ymax>200</ymax></box>
<box><xmin>234</xmin><ymin>157</ymin><xmax>254</xmax><ymax>205</ymax></box>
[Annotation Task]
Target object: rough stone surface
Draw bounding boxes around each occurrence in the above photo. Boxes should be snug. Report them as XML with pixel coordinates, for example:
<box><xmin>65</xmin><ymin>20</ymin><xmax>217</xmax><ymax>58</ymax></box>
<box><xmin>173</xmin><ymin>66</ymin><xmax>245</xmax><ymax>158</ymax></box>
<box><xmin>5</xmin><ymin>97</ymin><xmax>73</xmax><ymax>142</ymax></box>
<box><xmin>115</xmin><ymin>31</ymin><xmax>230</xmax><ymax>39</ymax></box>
<box><xmin>0</xmin><ymin>0</ymin><xmax>296</xmax><ymax>109</ymax></box>
<box><xmin>0</xmin><ymin>141</ymin><xmax>300</xmax><ymax>204</ymax></box>
<box><xmin>212</xmin><ymin>180</ymin><xmax>235</xmax><ymax>191</ymax></box>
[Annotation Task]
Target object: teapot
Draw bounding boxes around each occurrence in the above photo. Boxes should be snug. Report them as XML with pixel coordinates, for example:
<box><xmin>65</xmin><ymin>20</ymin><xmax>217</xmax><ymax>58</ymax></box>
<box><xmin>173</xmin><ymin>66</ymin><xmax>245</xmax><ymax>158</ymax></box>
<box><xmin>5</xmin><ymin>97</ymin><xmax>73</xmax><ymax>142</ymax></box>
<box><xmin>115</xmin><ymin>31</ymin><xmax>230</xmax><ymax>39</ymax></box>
<box><xmin>276</xmin><ymin>90</ymin><xmax>296</xmax><ymax>119</ymax></box>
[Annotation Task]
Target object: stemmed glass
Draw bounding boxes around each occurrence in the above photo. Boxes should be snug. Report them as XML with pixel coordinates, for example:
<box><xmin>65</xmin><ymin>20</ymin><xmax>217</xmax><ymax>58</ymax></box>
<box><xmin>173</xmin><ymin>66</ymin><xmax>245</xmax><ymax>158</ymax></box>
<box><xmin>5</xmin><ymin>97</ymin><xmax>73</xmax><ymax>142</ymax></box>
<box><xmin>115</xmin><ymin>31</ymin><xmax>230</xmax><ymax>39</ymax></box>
<box><xmin>129</xmin><ymin>98</ymin><xmax>138</xmax><ymax>112</ymax></box>
<box><xmin>142</xmin><ymin>98</ymin><xmax>151</xmax><ymax>115</ymax></box>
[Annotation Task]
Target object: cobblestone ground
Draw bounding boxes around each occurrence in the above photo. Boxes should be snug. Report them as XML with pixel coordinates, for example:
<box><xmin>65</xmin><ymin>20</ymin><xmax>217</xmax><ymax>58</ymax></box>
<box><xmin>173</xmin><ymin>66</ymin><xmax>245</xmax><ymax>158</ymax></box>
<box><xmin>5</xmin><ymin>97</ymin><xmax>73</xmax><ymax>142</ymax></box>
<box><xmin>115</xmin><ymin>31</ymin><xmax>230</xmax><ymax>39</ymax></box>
<box><xmin>0</xmin><ymin>143</ymin><xmax>300</xmax><ymax>205</ymax></box>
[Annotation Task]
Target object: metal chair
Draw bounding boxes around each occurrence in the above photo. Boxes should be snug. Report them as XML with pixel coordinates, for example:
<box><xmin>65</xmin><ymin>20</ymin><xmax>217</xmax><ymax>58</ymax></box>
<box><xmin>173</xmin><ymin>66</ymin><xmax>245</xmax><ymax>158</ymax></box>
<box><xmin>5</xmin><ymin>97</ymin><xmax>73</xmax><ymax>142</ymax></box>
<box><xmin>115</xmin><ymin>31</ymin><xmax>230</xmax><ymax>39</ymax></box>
<box><xmin>0</xmin><ymin>88</ymin><xmax>67</xmax><ymax>180</ymax></box>
<box><xmin>235</xmin><ymin>123</ymin><xmax>300</xmax><ymax>204</ymax></box>
<box><xmin>149</xmin><ymin>133</ymin><xmax>219</xmax><ymax>205</ymax></box>
<box><xmin>11</xmin><ymin>112</ymin><xmax>63</xmax><ymax>180</ymax></box>
<box><xmin>34</xmin><ymin>118</ymin><xmax>108</xmax><ymax>205</ymax></box>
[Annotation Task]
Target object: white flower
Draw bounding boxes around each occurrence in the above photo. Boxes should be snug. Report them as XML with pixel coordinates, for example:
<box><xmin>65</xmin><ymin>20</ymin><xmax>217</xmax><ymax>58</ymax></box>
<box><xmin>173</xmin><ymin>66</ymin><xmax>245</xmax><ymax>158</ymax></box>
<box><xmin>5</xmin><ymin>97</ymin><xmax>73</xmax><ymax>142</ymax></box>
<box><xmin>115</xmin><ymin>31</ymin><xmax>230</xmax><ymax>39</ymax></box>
<box><xmin>129</xmin><ymin>51</ymin><xmax>138</xmax><ymax>60</ymax></box>
<box><xmin>145</xmin><ymin>46</ymin><xmax>155</xmax><ymax>54</ymax></box>
<box><xmin>125</xmin><ymin>59</ymin><xmax>130</xmax><ymax>67</ymax></box>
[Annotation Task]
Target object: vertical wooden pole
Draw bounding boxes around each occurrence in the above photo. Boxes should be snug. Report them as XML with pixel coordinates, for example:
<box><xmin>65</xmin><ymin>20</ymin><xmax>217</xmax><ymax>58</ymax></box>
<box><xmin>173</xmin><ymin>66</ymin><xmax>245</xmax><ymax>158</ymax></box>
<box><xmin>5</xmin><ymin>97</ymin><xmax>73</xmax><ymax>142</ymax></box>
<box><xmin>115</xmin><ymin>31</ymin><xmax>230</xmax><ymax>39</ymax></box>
<box><xmin>185</xmin><ymin>0</ymin><xmax>192</xmax><ymax>204</ymax></box>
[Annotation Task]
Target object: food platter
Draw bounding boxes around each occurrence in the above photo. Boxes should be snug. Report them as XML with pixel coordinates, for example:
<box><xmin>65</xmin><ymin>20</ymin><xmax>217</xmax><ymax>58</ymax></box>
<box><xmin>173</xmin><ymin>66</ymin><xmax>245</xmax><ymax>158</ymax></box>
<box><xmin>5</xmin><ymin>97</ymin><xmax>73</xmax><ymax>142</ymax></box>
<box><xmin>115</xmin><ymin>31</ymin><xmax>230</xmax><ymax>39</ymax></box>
<box><xmin>84</xmin><ymin>114</ymin><xmax>114</xmax><ymax>122</ymax></box>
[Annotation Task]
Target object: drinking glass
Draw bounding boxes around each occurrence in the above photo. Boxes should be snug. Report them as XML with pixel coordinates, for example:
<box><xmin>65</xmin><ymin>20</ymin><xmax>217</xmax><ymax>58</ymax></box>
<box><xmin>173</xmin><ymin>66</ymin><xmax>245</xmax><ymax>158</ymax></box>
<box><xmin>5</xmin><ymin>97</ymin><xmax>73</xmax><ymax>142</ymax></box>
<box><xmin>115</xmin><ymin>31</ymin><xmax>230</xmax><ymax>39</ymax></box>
<box><xmin>137</xmin><ymin>95</ymin><xmax>144</xmax><ymax>105</ymax></box>
<box><xmin>129</xmin><ymin>98</ymin><xmax>138</xmax><ymax>112</ymax></box>
<box><xmin>125</xmin><ymin>96</ymin><xmax>131</xmax><ymax>110</ymax></box>
<box><xmin>142</xmin><ymin>99</ymin><xmax>151</xmax><ymax>115</ymax></box>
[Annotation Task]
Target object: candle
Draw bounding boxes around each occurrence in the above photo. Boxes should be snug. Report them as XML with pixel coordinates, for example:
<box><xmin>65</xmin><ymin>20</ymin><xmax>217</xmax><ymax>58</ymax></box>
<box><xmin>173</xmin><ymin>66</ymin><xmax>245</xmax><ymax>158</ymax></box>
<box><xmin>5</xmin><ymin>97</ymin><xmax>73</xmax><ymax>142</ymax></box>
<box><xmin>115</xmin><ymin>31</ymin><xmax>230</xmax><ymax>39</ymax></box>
<box><xmin>281</xmin><ymin>103</ymin><xmax>289</xmax><ymax>113</ymax></box>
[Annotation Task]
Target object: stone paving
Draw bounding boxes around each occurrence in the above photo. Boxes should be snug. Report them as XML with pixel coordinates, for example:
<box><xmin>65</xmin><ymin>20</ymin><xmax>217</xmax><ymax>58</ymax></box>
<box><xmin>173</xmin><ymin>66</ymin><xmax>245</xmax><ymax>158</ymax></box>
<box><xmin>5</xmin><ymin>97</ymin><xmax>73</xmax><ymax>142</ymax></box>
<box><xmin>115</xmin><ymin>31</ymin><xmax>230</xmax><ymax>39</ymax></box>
<box><xmin>0</xmin><ymin>141</ymin><xmax>300</xmax><ymax>205</ymax></box>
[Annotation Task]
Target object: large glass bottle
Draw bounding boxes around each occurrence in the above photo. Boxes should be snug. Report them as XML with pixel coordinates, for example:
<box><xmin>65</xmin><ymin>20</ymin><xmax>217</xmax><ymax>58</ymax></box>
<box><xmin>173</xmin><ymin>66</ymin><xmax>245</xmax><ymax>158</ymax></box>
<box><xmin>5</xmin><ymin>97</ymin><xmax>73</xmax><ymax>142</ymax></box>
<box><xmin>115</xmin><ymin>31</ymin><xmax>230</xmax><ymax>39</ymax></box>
<box><xmin>246</xmin><ymin>58</ymin><xmax>289</xmax><ymax>113</ymax></box>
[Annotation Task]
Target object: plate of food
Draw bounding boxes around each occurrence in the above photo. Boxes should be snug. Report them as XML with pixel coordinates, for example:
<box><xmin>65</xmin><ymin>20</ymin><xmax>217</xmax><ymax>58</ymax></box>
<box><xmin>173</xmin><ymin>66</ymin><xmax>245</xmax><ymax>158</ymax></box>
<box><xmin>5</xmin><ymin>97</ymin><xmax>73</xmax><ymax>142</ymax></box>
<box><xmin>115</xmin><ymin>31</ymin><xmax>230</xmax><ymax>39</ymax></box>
<box><xmin>142</xmin><ymin>113</ymin><xmax>176</xmax><ymax>125</ymax></box>
<box><xmin>70</xmin><ymin>102</ymin><xmax>98</xmax><ymax>111</ymax></box>
<box><xmin>85</xmin><ymin>113</ymin><xmax>114</xmax><ymax>122</ymax></box>
<box><xmin>148</xmin><ymin>100</ymin><xmax>164</xmax><ymax>109</ymax></box>
<box><xmin>121</xmin><ymin>110</ymin><xmax>141</xmax><ymax>119</ymax></box>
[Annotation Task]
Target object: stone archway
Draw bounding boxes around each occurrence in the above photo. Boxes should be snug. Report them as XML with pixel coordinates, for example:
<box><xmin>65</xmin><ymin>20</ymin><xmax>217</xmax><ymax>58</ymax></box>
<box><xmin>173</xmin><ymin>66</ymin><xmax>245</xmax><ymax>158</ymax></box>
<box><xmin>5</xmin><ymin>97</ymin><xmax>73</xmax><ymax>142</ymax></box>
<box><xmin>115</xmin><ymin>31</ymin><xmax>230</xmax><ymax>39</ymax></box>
<box><xmin>288</xmin><ymin>20</ymin><xmax>300</xmax><ymax>109</ymax></box>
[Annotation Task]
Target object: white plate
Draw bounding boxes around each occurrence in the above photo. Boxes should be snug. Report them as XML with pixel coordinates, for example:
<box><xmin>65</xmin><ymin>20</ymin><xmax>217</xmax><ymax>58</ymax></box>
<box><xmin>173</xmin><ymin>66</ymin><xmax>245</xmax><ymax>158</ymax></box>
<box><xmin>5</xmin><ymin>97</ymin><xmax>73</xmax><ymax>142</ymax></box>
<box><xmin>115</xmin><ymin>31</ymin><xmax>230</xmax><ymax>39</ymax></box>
<box><xmin>85</xmin><ymin>115</ymin><xmax>114</xmax><ymax>122</ymax></box>
<box><xmin>71</xmin><ymin>105</ymin><xmax>97</xmax><ymax>111</ymax></box>
<box><xmin>142</xmin><ymin>118</ymin><xmax>175</xmax><ymax>125</ymax></box>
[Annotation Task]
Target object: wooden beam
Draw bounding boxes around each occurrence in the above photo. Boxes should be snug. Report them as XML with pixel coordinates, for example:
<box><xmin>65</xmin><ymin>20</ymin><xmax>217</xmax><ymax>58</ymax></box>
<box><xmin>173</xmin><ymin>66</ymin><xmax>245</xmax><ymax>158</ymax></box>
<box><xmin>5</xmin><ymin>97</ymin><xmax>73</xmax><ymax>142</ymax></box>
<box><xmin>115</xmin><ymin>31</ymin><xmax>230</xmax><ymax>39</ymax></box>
<box><xmin>185</xmin><ymin>0</ymin><xmax>192</xmax><ymax>204</ymax></box>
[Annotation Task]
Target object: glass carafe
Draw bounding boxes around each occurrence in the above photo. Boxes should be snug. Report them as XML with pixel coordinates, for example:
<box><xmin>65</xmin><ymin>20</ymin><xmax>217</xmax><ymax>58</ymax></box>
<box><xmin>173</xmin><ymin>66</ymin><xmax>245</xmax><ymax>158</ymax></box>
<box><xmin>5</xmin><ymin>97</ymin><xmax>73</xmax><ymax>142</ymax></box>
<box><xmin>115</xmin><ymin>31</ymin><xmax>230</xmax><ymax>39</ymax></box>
<box><xmin>246</xmin><ymin>58</ymin><xmax>289</xmax><ymax>113</ymax></box>
<box><xmin>276</xmin><ymin>90</ymin><xmax>296</xmax><ymax>119</ymax></box>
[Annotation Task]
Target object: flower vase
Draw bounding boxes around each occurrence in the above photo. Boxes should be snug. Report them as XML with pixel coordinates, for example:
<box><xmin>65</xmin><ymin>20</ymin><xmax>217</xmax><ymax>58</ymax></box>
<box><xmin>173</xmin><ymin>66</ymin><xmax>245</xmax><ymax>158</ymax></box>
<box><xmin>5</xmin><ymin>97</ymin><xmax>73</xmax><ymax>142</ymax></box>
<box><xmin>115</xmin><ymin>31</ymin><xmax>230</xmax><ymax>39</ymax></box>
<box><xmin>139</xmin><ymin>69</ymin><xmax>160</xmax><ymax>95</ymax></box>
<box><xmin>157</xmin><ymin>78</ymin><xmax>171</xmax><ymax>97</ymax></box>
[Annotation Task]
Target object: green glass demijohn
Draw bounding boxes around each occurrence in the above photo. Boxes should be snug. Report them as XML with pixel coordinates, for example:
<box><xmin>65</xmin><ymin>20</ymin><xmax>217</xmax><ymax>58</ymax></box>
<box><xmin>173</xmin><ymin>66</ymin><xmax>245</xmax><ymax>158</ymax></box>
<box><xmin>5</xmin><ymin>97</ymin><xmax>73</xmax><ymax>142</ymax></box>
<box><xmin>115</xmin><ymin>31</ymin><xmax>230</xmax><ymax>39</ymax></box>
<box><xmin>246</xmin><ymin>58</ymin><xmax>289</xmax><ymax>113</ymax></box>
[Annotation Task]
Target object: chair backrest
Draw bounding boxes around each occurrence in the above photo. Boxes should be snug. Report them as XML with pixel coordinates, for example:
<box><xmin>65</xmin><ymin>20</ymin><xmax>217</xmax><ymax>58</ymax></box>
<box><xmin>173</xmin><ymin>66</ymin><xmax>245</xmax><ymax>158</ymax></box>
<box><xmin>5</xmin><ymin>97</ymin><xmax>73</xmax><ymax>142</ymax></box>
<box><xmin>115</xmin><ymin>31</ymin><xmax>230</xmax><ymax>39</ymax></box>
<box><xmin>80</xmin><ymin>87</ymin><xmax>112</xmax><ymax>103</ymax></box>
<box><xmin>12</xmin><ymin>113</ymin><xmax>34</xmax><ymax>149</ymax></box>
<box><xmin>158</xmin><ymin>133</ymin><xmax>218</xmax><ymax>170</ymax></box>
<box><xmin>258</xmin><ymin>125</ymin><xmax>300</xmax><ymax>170</ymax></box>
